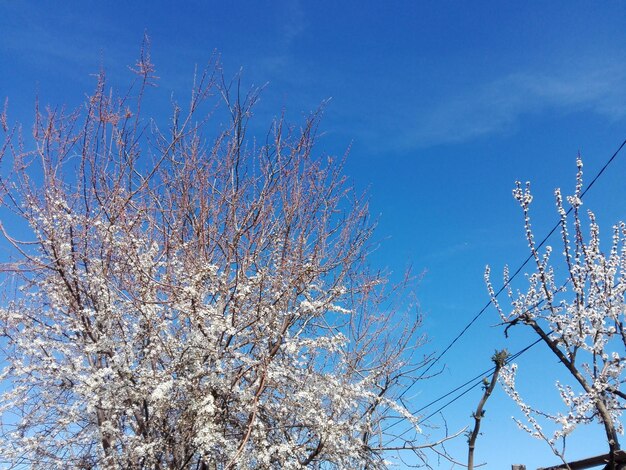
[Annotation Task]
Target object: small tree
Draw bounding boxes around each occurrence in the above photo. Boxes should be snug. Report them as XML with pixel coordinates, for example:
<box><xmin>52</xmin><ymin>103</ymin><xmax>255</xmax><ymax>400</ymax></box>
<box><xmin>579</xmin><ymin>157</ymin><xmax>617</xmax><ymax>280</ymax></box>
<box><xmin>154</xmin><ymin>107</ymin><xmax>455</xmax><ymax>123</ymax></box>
<box><xmin>467</xmin><ymin>350</ymin><xmax>508</xmax><ymax>470</ymax></box>
<box><xmin>486</xmin><ymin>159</ymin><xmax>626</xmax><ymax>468</ymax></box>
<box><xmin>0</xmin><ymin>45</ymin><xmax>433</xmax><ymax>468</ymax></box>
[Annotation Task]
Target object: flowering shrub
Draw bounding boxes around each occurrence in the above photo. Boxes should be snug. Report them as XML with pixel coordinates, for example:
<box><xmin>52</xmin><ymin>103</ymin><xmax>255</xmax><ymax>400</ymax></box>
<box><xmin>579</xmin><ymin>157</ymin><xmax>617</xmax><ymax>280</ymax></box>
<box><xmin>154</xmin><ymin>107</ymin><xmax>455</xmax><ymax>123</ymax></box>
<box><xmin>0</xmin><ymin>48</ymin><xmax>428</xmax><ymax>468</ymax></box>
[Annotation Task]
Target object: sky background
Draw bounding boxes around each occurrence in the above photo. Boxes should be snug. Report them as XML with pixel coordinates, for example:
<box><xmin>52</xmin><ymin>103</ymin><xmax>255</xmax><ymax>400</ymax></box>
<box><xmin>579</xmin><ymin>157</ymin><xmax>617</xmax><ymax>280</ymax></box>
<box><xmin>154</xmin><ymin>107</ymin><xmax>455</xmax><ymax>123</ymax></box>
<box><xmin>2</xmin><ymin>1</ymin><xmax>626</xmax><ymax>468</ymax></box>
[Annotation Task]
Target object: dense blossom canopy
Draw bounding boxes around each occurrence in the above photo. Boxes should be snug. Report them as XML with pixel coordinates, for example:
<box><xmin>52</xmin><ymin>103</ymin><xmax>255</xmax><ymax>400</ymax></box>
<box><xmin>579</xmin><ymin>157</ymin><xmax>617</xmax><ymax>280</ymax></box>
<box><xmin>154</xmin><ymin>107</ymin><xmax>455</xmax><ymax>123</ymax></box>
<box><xmin>0</xmin><ymin>50</ymin><xmax>427</xmax><ymax>468</ymax></box>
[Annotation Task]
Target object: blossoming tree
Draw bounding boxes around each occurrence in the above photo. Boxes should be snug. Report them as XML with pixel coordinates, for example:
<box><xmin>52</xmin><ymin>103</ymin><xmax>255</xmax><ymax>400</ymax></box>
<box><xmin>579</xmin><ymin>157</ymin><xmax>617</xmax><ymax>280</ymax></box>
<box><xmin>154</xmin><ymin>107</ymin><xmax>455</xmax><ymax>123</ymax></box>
<box><xmin>486</xmin><ymin>160</ymin><xmax>626</xmax><ymax>468</ymax></box>
<box><xmin>0</xmin><ymin>46</ymin><xmax>436</xmax><ymax>468</ymax></box>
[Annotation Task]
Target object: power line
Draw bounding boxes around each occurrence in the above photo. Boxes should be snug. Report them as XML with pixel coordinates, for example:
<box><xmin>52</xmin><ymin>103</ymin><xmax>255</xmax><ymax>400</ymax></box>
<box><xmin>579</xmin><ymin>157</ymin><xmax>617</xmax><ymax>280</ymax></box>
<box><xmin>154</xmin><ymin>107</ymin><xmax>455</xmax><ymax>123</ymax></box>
<box><xmin>384</xmin><ymin>335</ymin><xmax>544</xmax><ymax>436</ymax></box>
<box><xmin>383</xmin><ymin>136</ymin><xmax>626</xmax><ymax>443</ymax></box>
<box><xmin>415</xmin><ymin>336</ymin><xmax>543</xmax><ymax>417</ymax></box>
<box><xmin>417</xmin><ymin>379</ymin><xmax>484</xmax><ymax>428</ymax></box>
<box><xmin>387</xmin><ymin>277</ymin><xmax>619</xmax><ymax>439</ymax></box>
<box><xmin>382</xmin><ymin>339</ymin><xmax>547</xmax><ymax>449</ymax></box>
<box><xmin>397</xmin><ymin>135</ymin><xmax>626</xmax><ymax>402</ymax></box>
<box><xmin>418</xmin><ymin>337</ymin><xmax>543</xmax><ymax>422</ymax></box>
<box><xmin>398</xmin><ymin>277</ymin><xmax>622</xmax><ymax>432</ymax></box>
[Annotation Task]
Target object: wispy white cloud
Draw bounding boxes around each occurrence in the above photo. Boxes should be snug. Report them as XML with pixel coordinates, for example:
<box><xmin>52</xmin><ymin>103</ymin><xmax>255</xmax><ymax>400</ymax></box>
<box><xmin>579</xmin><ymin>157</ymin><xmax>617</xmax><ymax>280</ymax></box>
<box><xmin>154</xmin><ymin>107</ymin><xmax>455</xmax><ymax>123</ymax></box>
<box><xmin>253</xmin><ymin>0</ymin><xmax>307</xmax><ymax>80</ymax></box>
<box><xmin>420</xmin><ymin>241</ymin><xmax>471</xmax><ymax>264</ymax></box>
<box><xmin>406</xmin><ymin>61</ymin><xmax>626</xmax><ymax>147</ymax></box>
<box><xmin>1</xmin><ymin>4</ymin><xmax>131</xmax><ymax>85</ymax></box>
<box><xmin>282</xmin><ymin>0</ymin><xmax>306</xmax><ymax>48</ymax></box>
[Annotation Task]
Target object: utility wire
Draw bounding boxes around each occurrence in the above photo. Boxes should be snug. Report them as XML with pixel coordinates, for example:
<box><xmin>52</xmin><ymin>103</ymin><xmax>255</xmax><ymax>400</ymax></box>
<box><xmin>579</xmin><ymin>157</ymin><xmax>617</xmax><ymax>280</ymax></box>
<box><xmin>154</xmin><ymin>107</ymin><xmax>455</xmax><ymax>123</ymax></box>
<box><xmin>414</xmin><ymin>336</ymin><xmax>543</xmax><ymax>417</ymax></box>
<box><xmin>383</xmin><ymin>136</ymin><xmax>626</xmax><ymax>443</ymax></box>
<box><xmin>418</xmin><ymin>337</ymin><xmax>543</xmax><ymax>423</ymax></box>
<box><xmin>384</xmin><ymin>334</ymin><xmax>544</xmax><ymax>436</ymax></box>
<box><xmin>417</xmin><ymin>380</ymin><xmax>484</xmax><ymax>429</ymax></box>
<box><xmin>387</xmin><ymin>274</ymin><xmax>619</xmax><ymax>439</ymax></box>
<box><xmin>384</xmin><ymin>336</ymin><xmax>545</xmax><ymax>443</ymax></box>
<box><xmin>397</xmin><ymin>135</ymin><xmax>626</xmax><ymax>403</ymax></box>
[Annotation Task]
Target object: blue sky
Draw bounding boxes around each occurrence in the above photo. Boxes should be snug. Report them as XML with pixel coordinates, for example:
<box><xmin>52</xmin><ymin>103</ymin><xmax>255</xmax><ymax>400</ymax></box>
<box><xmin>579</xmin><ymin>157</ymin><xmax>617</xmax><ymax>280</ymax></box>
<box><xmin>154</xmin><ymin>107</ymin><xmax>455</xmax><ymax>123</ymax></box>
<box><xmin>2</xmin><ymin>1</ymin><xmax>626</xmax><ymax>467</ymax></box>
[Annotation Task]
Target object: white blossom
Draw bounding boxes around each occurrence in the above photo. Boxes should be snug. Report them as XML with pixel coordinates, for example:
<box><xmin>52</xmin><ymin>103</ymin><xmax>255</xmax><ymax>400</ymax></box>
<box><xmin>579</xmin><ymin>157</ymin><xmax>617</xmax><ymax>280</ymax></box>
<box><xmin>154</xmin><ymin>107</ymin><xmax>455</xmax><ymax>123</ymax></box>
<box><xmin>0</xmin><ymin>53</ymin><xmax>431</xmax><ymax>468</ymax></box>
<box><xmin>488</xmin><ymin>159</ymin><xmax>626</xmax><ymax>460</ymax></box>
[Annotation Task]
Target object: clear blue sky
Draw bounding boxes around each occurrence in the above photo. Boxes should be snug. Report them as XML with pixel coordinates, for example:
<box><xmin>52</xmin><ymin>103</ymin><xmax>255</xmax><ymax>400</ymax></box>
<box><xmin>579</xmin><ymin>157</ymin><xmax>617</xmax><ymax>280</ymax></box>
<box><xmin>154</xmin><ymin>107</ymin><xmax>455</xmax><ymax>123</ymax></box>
<box><xmin>2</xmin><ymin>1</ymin><xmax>626</xmax><ymax>467</ymax></box>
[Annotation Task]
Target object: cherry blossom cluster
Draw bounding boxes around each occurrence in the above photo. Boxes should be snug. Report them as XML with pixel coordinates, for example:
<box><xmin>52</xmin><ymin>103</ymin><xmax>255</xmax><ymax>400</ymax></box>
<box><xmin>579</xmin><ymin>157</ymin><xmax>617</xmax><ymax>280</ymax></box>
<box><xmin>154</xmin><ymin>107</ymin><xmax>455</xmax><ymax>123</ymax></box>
<box><xmin>486</xmin><ymin>158</ymin><xmax>626</xmax><ymax>460</ymax></box>
<box><xmin>0</xmin><ymin>51</ymin><xmax>430</xmax><ymax>468</ymax></box>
